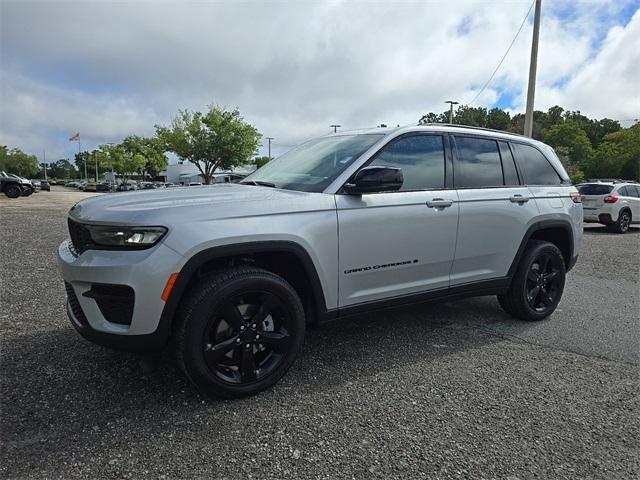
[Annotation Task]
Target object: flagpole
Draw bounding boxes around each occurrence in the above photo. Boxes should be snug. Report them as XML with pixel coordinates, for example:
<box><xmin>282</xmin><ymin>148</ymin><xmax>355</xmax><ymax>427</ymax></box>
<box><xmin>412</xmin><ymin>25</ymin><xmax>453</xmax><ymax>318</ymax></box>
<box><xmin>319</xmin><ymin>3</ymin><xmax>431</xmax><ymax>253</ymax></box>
<box><xmin>79</xmin><ymin>136</ymin><xmax>87</xmax><ymax>181</ymax></box>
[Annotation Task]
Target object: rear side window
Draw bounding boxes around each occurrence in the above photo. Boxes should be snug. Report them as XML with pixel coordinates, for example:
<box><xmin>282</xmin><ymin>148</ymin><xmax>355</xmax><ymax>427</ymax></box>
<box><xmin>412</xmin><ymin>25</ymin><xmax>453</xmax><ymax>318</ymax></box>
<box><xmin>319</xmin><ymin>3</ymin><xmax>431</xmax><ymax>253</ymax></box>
<box><xmin>617</xmin><ymin>186</ymin><xmax>629</xmax><ymax>196</ymax></box>
<box><xmin>498</xmin><ymin>142</ymin><xmax>520</xmax><ymax>185</ymax></box>
<box><xmin>454</xmin><ymin>137</ymin><xmax>503</xmax><ymax>188</ymax></box>
<box><xmin>369</xmin><ymin>135</ymin><xmax>445</xmax><ymax>190</ymax></box>
<box><xmin>578</xmin><ymin>184</ymin><xmax>614</xmax><ymax>195</ymax></box>
<box><xmin>627</xmin><ymin>185</ymin><xmax>640</xmax><ymax>198</ymax></box>
<box><xmin>512</xmin><ymin>143</ymin><xmax>562</xmax><ymax>185</ymax></box>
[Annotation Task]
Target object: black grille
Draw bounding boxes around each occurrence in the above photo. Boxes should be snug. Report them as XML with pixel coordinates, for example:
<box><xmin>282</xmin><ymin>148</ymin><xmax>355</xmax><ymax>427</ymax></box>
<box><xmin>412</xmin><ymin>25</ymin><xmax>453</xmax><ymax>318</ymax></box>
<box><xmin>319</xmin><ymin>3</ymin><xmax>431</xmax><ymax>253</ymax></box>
<box><xmin>68</xmin><ymin>218</ymin><xmax>93</xmax><ymax>255</ymax></box>
<box><xmin>65</xmin><ymin>282</ymin><xmax>89</xmax><ymax>326</ymax></box>
<box><xmin>83</xmin><ymin>284</ymin><xmax>135</xmax><ymax>326</ymax></box>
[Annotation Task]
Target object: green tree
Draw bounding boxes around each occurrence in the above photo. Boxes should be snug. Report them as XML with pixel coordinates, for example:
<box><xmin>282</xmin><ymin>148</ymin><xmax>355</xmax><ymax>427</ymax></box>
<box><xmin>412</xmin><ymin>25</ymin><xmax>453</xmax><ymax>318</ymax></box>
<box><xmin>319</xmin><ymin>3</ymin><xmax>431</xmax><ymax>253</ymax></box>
<box><xmin>74</xmin><ymin>151</ymin><xmax>93</xmax><ymax>179</ymax></box>
<box><xmin>94</xmin><ymin>144</ymin><xmax>146</xmax><ymax>186</ymax></box>
<box><xmin>0</xmin><ymin>147</ymin><xmax>40</xmax><ymax>177</ymax></box>
<box><xmin>156</xmin><ymin>105</ymin><xmax>261</xmax><ymax>184</ymax></box>
<box><xmin>542</xmin><ymin>121</ymin><xmax>593</xmax><ymax>172</ymax></box>
<box><xmin>48</xmin><ymin>159</ymin><xmax>78</xmax><ymax>179</ymax></box>
<box><xmin>486</xmin><ymin>108</ymin><xmax>510</xmax><ymax>131</ymax></box>
<box><xmin>418</xmin><ymin>111</ymin><xmax>447</xmax><ymax>124</ymax></box>
<box><xmin>253</xmin><ymin>156</ymin><xmax>271</xmax><ymax>169</ymax></box>
<box><xmin>121</xmin><ymin>135</ymin><xmax>168</xmax><ymax>179</ymax></box>
<box><xmin>588</xmin><ymin>123</ymin><xmax>640</xmax><ymax>180</ymax></box>
<box><xmin>453</xmin><ymin>105</ymin><xmax>487</xmax><ymax>127</ymax></box>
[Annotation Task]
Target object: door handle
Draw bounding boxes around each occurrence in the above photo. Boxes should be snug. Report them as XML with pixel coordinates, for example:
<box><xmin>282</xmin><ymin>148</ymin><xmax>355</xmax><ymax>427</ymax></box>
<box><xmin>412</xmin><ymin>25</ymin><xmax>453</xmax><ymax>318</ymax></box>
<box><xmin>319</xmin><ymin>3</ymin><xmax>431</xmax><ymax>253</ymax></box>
<box><xmin>510</xmin><ymin>194</ymin><xmax>530</xmax><ymax>203</ymax></box>
<box><xmin>426</xmin><ymin>198</ymin><xmax>453</xmax><ymax>208</ymax></box>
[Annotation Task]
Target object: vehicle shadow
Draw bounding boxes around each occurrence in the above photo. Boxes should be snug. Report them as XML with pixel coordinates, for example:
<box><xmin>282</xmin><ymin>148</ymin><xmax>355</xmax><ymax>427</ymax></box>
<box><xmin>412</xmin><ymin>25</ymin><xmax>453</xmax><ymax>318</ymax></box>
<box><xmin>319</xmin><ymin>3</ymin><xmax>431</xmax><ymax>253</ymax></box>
<box><xmin>0</xmin><ymin>297</ymin><xmax>520</xmax><ymax>463</ymax></box>
<box><xmin>583</xmin><ymin>225</ymin><xmax>639</xmax><ymax>235</ymax></box>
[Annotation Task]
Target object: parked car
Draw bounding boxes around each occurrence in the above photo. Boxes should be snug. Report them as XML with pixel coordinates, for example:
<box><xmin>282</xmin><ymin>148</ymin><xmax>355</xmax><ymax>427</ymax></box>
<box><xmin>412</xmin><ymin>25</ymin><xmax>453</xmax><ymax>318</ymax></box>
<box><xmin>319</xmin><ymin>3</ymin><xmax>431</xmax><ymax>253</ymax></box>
<box><xmin>40</xmin><ymin>180</ymin><xmax>51</xmax><ymax>191</ymax></box>
<box><xmin>65</xmin><ymin>181</ymin><xmax>80</xmax><ymax>188</ymax></box>
<box><xmin>117</xmin><ymin>181</ymin><xmax>138</xmax><ymax>191</ymax></box>
<box><xmin>58</xmin><ymin>125</ymin><xmax>582</xmax><ymax>398</ymax></box>
<box><xmin>30</xmin><ymin>179</ymin><xmax>42</xmax><ymax>191</ymax></box>
<box><xmin>1</xmin><ymin>171</ymin><xmax>34</xmax><ymax>198</ymax></box>
<box><xmin>578</xmin><ymin>181</ymin><xmax>640</xmax><ymax>233</ymax></box>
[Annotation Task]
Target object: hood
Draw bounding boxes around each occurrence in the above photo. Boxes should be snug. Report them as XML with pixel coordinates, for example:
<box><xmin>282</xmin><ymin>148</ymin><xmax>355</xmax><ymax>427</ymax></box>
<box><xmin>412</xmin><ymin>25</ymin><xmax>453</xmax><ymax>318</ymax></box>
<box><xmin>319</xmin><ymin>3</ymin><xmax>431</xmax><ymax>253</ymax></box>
<box><xmin>69</xmin><ymin>183</ymin><xmax>334</xmax><ymax>225</ymax></box>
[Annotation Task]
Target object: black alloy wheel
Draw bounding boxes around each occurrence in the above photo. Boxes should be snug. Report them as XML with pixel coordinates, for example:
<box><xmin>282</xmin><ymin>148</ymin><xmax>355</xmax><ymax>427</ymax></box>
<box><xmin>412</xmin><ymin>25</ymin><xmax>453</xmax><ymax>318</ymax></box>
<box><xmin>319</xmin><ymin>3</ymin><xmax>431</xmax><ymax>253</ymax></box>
<box><xmin>204</xmin><ymin>291</ymin><xmax>292</xmax><ymax>384</ymax></box>
<box><xmin>497</xmin><ymin>240</ymin><xmax>566</xmax><ymax>321</ymax></box>
<box><xmin>175</xmin><ymin>266</ymin><xmax>305</xmax><ymax>398</ymax></box>
<box><xmin>4</xmin><ymin>185</ymin><xmax>21</xmax><ymax>198</ymax></box>
<box><xmin>525</xmin><ymin>252</ymin><xmax>563</xmax><ymax>313</ymax></box>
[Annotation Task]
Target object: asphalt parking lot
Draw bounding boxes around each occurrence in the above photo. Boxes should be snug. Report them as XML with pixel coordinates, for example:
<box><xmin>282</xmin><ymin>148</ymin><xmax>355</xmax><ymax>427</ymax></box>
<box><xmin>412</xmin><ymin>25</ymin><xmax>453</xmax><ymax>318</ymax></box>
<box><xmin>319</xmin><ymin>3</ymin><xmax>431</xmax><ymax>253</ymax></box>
<box><xmin>1</xmin><ymin>188</ymin><xmax>638</xmax><ymax>479</ymax></box>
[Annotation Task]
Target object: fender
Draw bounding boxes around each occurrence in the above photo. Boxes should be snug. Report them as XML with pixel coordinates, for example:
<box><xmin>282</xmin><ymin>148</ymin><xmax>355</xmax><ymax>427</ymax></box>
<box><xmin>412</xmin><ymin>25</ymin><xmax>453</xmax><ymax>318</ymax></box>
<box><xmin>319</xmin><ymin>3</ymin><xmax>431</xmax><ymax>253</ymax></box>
<box><xmin>154</xmin><ymin>241</ymin><xmax>328</xmax><ymax>344</ymax></box>
<box><xmin>507</xmin><ymin>219</ymin><xmax>575</xmax><ymax>277</ymax></box>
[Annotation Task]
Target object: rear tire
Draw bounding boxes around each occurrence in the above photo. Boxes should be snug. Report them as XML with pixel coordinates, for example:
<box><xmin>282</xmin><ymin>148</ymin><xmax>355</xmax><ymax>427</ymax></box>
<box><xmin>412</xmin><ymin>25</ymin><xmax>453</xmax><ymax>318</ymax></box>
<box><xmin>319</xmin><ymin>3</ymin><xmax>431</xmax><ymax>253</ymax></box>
<box><xmin>4</xmin><ymin>185</ymin><xmax>21</xmax><ymax>198</ymax></box>
<box><xmin>174</xmin><ymin>266</ymin><xmax>305</xmax><ymax>398</ymax></box>
<box><xmin>498</xmin><ymin>240</ymin><xmax>566</xmax><ymax>321</ymax></box>
<box><xmin>608</xmin><ymin>209</ymin><xmax>631</xmax><ymax>233</ymax></box>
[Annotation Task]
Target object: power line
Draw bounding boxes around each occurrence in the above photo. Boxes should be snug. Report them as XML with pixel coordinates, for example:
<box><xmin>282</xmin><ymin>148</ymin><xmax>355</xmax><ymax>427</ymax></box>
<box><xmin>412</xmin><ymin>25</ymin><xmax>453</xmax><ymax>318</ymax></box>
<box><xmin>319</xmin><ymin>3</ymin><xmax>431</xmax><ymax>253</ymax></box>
<box><xmin>468</xmin><ymin>0</ymin><xmax>535</xmax><ymax>106</ymax></box>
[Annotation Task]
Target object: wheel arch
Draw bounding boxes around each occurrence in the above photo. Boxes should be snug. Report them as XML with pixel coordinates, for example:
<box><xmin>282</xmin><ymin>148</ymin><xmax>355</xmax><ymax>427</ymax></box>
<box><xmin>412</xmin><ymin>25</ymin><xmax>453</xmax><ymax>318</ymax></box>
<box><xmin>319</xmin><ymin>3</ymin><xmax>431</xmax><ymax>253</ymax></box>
<box><xmin>508</xmin><ymin>220</ymin><xmax>574</xmax><ymax>276</ymax></box>
<box><xmin>156</xmin><ymin>241</ymin><xmax>328</xmax><ymax>344</ymax></box>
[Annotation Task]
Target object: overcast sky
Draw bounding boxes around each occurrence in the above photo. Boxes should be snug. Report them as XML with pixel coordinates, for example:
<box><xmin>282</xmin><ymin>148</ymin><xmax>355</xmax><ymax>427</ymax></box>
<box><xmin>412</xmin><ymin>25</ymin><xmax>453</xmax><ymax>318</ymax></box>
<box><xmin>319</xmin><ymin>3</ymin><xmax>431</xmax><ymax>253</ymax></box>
<box><xmin>1</xmin><ymin>0</ymin><xmax>639</xmax><ymax>163</ymax></box>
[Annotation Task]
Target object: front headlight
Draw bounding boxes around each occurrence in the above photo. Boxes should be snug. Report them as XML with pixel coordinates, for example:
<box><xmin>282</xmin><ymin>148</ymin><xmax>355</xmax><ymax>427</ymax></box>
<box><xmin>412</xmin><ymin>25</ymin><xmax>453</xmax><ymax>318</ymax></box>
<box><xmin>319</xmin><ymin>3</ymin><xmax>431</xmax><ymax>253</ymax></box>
<box><xmin>86</xmin><ymin>225</ymin><xmax>167</xmax><ymax>248</ymax></box>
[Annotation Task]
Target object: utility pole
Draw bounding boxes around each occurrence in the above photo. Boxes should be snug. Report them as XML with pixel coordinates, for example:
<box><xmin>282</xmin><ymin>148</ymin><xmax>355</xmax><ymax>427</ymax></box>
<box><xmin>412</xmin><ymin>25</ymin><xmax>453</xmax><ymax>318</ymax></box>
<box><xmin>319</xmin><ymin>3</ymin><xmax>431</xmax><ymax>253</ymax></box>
<box><xmin>43</xmin><ymin>150</ymin><xmax>47</xmax><ymax>181</ymax></box>
<box><xmin>330</xmin><ymin>124</ymin><xmax>341</xmax><ymax>133</ymax></box>
<box><xmin>445</xmin><ymin>101</ymin><xmax>459</xmax><ymax>124</ymax></box>
<box><xmin>524</xmin><ymin>0</ymin><xmax>542</xmax><ymax>138</ymax></box>
<box><xmin>266</xmin><ymin>137</ymin><xmax>274</xmax><ymax>160</ymax></box>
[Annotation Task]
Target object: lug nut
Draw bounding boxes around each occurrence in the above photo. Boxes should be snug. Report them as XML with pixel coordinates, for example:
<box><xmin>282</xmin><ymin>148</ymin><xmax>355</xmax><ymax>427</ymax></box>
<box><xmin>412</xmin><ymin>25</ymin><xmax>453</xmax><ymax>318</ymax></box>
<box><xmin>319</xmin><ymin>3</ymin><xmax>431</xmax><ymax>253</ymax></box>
<box><xmin>255</xmin><ymin>334</ymin><xmax>260</xmax><ymax>340</ymax></box>
<box><xmin>245</xmin><ymin>343</ymin><xmax>251</xmax><ymax>349</ymax></box>
<box><xmin>251</xmin><ymin>324</ymin><xmax>257</xmax><ymax>329</ymax></box>
<box><xmin>236</xmin><ymin>338</ymin><xmax>241</xmax><ymax>344</ymax></box>
<box><xmin>240</xmin><ymin>325</ymin><xmax>245</xmax><ymax>331</ymax></box>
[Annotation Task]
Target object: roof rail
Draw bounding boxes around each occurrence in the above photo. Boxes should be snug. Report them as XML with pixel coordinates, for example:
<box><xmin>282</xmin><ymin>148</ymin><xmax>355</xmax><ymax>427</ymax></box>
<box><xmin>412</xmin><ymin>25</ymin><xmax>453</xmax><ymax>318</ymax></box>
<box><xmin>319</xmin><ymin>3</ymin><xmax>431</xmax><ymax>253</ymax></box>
<box><xmin>587</xmin><ymin>178</ymin><xmax>639</xmax><ymax>184</ymax></box>
<box><xmin>417</xmin><ymin>123</ymin><xmax>528</xmax><ymax>138</ymax></box>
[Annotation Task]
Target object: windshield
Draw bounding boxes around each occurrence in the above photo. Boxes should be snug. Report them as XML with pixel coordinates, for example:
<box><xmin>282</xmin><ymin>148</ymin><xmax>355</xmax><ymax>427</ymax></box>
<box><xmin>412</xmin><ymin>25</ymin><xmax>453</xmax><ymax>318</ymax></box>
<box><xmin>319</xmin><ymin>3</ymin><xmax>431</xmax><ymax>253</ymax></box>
<box><xmin>578</xmin><ymin>184</ymin><xmax>614</xmax><ymax>195</ymax></box>
<box><xmin>244</xmin><ymin>134</ymin><xmax>384</xmax><ymax>192</ymax></box>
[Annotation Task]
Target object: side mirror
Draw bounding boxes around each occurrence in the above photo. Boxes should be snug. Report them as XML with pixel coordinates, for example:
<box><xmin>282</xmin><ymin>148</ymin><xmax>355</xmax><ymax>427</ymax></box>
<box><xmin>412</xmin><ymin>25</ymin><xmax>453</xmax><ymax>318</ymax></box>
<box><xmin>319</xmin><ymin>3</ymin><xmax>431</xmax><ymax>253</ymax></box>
<box><xmin>344</xmin><ymin>166</ymin><xmax>403</xmax><ymax>194</ymax></box>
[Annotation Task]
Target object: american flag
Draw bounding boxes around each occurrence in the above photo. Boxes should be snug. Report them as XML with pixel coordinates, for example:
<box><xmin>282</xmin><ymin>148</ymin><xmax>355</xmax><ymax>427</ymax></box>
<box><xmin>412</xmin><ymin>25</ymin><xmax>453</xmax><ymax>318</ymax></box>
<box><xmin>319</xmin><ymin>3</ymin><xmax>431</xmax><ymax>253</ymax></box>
<box><xmin>69</xmin><ymin>133</ymin><xmax>80</xmax><ymax>141</ymax></box>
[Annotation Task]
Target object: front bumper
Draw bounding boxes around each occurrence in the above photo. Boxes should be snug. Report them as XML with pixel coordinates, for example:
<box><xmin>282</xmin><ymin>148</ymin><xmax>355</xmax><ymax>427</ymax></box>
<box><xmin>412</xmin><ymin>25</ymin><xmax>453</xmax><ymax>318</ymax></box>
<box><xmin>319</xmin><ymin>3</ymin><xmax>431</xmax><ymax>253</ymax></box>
<box><xmin>58</xmin><ymin>239</ymin><xmax>184</xmax><ymax>352</ymax></box>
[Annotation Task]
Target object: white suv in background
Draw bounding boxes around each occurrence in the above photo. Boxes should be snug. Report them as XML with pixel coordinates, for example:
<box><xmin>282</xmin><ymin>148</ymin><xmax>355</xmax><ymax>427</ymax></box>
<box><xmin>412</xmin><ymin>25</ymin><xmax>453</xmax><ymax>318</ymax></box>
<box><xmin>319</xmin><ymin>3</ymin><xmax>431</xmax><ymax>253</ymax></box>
<box><xmin>578</xmin><ymin>181</ymin><xmax>640</xmax><ymax>233</ymax></box>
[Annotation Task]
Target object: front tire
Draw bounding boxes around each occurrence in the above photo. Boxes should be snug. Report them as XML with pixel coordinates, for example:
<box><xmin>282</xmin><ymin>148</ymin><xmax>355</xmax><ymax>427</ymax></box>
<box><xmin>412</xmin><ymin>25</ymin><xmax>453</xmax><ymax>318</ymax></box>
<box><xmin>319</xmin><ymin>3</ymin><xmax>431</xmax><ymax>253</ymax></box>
<box><xmin>4</xmin><ymin>185</ymin><xmax>21</xmax><ymax>198</ymax></box>
<box><xmin>175</xmin><ymin>266</ymin><xmax>305</xmax><ymax>398</ymax></box>
<box><xmin>608</xmin><ymin>209</ymin><xmax>631</xmax><ymax>233</ymax></box>
<box><xmin>498</xmin><ymin>240</ymin><xmax>566</xmax><ymax>321</ymax></box>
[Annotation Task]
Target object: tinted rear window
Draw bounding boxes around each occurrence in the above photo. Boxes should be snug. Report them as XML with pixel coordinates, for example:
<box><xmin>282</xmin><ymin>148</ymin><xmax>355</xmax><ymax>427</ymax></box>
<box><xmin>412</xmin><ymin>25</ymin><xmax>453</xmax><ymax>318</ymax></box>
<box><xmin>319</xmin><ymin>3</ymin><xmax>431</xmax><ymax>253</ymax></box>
<box><xmin>627</xmin><ymin>185</ymin><xmax>640</xmax><ymax>198</ymax></box>
<box><xmin>578</xmin><ymin>184</ymin><xmax>614</xmax><ymax>195</ymax></box>
<box><xmin>512</xmin><ymin>143</ymin><xmax>562</xmax><ymax>185</ymax></box>
<box><xmin>455</xmin><ymin>137</ymin><xmax>504</xmax><ymax>188</ymax></box>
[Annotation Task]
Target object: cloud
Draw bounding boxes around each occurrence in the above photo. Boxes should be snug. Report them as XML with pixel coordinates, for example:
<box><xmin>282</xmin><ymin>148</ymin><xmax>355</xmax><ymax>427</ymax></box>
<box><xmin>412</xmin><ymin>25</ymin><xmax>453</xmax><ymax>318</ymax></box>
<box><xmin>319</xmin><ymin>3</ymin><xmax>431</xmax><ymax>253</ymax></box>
<box><xmin>1</xmin><ymin>0</ymin><xmax>638</xmax><ymax>161</ymax></box>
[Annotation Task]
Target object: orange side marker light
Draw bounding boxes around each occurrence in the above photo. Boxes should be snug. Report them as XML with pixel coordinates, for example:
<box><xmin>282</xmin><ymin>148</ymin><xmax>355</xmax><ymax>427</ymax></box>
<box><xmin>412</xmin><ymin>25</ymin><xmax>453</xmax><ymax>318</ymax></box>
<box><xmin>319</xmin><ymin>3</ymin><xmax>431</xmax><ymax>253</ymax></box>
<box><xmin>161</xmin><ymin>272</ymin><xmax>180</xmax><ymax>302</ymax></box>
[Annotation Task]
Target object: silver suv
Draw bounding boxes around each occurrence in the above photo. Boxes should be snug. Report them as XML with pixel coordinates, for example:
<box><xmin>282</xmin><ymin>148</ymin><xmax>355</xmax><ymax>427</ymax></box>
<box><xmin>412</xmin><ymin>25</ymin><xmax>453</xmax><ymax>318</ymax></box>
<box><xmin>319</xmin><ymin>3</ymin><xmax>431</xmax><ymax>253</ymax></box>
<box><xmin>58</xmin><ymin>125</ymin><xmax>583</xmax><ymax>398</ymax></box>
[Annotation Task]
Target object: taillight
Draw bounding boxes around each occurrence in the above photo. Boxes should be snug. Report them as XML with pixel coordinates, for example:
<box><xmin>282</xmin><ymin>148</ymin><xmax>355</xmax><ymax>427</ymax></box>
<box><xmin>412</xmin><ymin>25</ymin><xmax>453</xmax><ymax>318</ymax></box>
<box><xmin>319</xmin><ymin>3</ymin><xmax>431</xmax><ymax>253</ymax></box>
<box><xmin>604</xmin><ymin>195</ymin><xmax>619</xmax><ymax>203</ymax></box>
<box><xmin>570</xmin><ymin>192</ymin><xmax>581</xmax><ymax>203</ymax></box>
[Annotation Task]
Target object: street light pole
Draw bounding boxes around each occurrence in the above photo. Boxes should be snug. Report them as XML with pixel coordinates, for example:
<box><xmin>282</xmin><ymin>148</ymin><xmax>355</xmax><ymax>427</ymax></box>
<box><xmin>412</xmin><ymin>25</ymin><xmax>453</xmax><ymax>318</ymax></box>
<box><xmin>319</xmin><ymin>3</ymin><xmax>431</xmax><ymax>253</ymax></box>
<box><xmin>524</xmin><ymin>0</ymin><xmax>542</xmax><ymax>138</ymax></box>
<box><xmin>445</xmin><ymin>101</ymin><xmax>459</xmax><ymax>124</ymax></box>
<box><xmin>330</xmin><ymin>124</ymin><xmax>341</xmax><ymax>133</ymax></box>
<box><xmin>266</xmin><ymin>137</ymin><xmax>274</xmax><ymax>160</ymax></box>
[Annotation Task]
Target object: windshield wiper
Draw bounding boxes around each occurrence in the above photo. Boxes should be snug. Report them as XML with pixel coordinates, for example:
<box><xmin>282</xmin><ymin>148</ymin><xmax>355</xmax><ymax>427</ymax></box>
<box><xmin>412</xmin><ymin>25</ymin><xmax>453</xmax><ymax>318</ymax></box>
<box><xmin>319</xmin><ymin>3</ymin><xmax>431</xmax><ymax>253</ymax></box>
<box><xmin>240</xmin><ymin>180</ymin><xmax>277</xmax><ymax>188</ymax></box>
